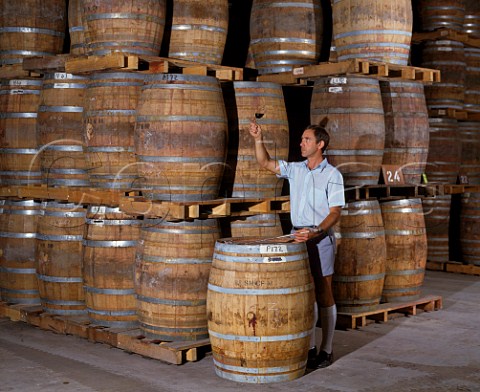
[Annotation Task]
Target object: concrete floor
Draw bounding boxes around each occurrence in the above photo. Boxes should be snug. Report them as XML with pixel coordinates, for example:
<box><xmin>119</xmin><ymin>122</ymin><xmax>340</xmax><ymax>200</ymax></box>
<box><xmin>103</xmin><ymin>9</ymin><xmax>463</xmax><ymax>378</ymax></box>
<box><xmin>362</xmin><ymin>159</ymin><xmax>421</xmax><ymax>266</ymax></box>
<box><xmin>0</xmin><ymin>270</ymin><xmax>479</xmax><ymax>392</ymax></box>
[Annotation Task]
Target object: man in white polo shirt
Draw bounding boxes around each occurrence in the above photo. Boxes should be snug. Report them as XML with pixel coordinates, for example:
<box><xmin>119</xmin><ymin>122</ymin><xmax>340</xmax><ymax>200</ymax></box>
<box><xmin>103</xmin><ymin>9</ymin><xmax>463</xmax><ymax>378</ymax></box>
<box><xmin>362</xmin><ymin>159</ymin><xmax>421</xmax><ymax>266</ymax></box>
<box><xmin>249</xmin><ymin>120</ymin><xmax>344</xmax><ymax>369</ymax></box>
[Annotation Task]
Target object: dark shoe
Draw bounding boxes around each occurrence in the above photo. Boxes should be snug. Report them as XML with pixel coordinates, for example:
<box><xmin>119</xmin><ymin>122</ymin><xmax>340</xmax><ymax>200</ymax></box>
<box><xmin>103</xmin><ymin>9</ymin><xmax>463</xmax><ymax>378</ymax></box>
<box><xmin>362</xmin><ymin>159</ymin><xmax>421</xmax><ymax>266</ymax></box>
<box><xmin>306</xmin><ymin>346</ymin><xmax>317</xmax><ymax>368</ymax></box>
<box><xmin>311</xmin><ymin>350</ymin><xmax>334</xmax><ymax>369</ymax></box>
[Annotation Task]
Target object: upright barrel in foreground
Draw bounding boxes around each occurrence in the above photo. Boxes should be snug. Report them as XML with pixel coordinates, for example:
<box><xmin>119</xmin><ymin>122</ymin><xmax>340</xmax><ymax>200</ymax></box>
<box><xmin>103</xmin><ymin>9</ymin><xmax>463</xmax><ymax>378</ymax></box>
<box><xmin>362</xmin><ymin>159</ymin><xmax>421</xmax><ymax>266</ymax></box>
<box><xmin>207</xmin><ymin>238</ymin><xmax>314</xmax><ymax>383</ymax></box>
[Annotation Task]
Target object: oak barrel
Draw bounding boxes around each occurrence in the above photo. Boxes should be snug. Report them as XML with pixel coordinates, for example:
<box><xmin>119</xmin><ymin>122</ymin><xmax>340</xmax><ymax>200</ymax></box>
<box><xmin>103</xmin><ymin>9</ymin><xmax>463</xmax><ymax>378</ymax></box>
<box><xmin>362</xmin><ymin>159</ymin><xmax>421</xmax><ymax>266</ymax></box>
<box><xmin>332</xmin><ymin>0</ymin><xmax>413</xmax><ymax>65</ymax></box>
<box><xmin>310</xmin><ymin>76</ymin><xmax>385</xmax><ymax>186</ymax></box>
<box><xmin>417</xmin><ymin>0</ymin><xmax>466</xmax><ymax>32</ymax></box>
<box><xmin>136</xmin><ymin>218</ymin><xmax>220</xmax><ymax>341</ymax></box>
<box><xmin>83</xmin><ymin>206</ymin><xmax>140</xmax><ymax>328</ymax></box>
<box><xmin>421</xmin><ymin>40</ymin><xmax>466</xmax><ymax>110</ymax></box>
<box><xmin>84</xmin><ymin>71</ymin><xmax>144</xmax><ymax>190</ymax></box>
<box><xmin>0</xmin><ymin>200</ymin><xmax>41</xmax><ymax>304</ymax></box>
<box><xmin>333</xmin><ymin>200</ymin><xmax>386</xmax><ymax>312</ymax></box>
<box><xmin>68</xmin><ymin>0</ymin><xmax>86</xmax><ymax>55</ymax></box>
<box><xmin>230</xmin><ymin>213</ymin><xmax>284</xmax><ymax>238</ymax></box>
<box><xmin>464</xmin><ymin>0</ymin><xmax>480</xmax><ymax>37</ymax></box>
<box><xmin>135</xmin><ymin>74</ymin><xmax>227</xmax><ymax>201</ymax></box>
<box><xmin>380</xmin><ymin>81</ymin><xmax>430</xmax><ymax>184</ymax></box>
<box><xmin>460</xmin><ymin>192</ymin><xmax>480</xmax><ymax>266</ymax></box>
<box><xmin>459</xmin><ymin>121</ymin><xmax>480</xmax><ymax>185</ymax></box>
<box><xmin>222</xmin><ymin>81</ymin><xmax>289</xmax><ymax>198</ymax></box>
<box><xmin>82</xmin><ymin>0</ymin><xmax>166</xmax><ymax>56</ymax></box>
<box><xmin>0</xmin><ymin>78</ymin><xmax>42</xmax><ymax>186</ymax></box>
<box><xmin>380</xmin><ymin>199</ymin><xmax>428</xmax><ymax>302</ymax></box>
<box><xmin>207</xmin><ymin>238</ymin><xmax>314</xmax><ymax>383</ymax></box>
<box><xmin>36</xmin><ymin>202</ymin><xmax>86</xmax><ymax>315</ymax></box>
<box><xmin>249</xmin><ymin>0</ymin><xmax>323</xmax><ymax>75</ymax></box>
<box><xmin>425</xmin><ymin>118</ymin><xmax>461</xmax><ymax>184</ymax></box>
<box><xmin>37</xmin><ymin>72</ymin><xmax>90</xmax><ymax>187</ymax></box>
<box><xmin>168</xmin><ymin>0</ymin><xmax>229</xmax><ymax>65</ymax></box>
<box><xmin>464</xmin><ymin>47</ymin><xmax>480</xmax><ymax>113</ymax></box>
<box><xmin>423</xmin><ymin>195</ymin><xmax>452</xmax><ymax>262</ymax></box>
<box><xmin>0</xmin><ymin>1</ymin><xmax>66</xmax><ymax>65</ymax></box>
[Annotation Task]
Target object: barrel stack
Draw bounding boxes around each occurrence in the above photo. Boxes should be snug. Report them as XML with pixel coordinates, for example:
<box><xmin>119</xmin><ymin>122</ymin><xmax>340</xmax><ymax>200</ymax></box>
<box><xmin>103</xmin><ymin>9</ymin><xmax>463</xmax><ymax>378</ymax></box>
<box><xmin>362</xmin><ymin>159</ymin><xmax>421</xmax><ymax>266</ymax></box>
<box><xmin>413</xmin><ymin>0</ymin><xmax>480</xmax><ymax>265</ymax></box>
<box><xmin>130</xmin><ymin>2</ymin><xmax>231</xmax><ymax>344</ymax></box>
<box><xmin>221</xmin><ymin>80</ymin><xmax>289</xmax><ymax>238</ymax></box>
<box><xmin>1</xmin><ymin>1</ymin><xmax>66</xmax><ymax>303</ymax></box>
<box><xmin>462</xmin><ymin>0</ymin><xmax>480</xmax><ymax>185</ymax></box>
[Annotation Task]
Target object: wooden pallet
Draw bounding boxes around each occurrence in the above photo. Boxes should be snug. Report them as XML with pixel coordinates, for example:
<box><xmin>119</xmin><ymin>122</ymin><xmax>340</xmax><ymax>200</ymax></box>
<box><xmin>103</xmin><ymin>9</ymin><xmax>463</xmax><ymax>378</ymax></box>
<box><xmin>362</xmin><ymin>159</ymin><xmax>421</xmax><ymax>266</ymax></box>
<box><xmin>428</xmin><ymin>108</ymin><xmax>480</xmax><ymax>121</ymax></box>
<box><xmin>20</xmin><ymin>53</ymin><xmax>245</xmax><ymax>81</ymax></box>
<box><xmin>0</xmin><ymin>302</ymin><xmax>211</xmax><ymax>365</ymax></box>
<box><xmin>412</xmin><ymin>28</ymin><xmax>480</xmax><ymax>48</ymax></box>
<box><xmin>428</xmin><ymin>108</ymin><xmax>469</xmax><ymax>120</ymax></box>
<box><xmin>118</xmin><ymin>195</ymin><xmax>291</xmax><ymax>219</ymax></box>
<box><xmin>0</xmin><ymin>63</ymin><xmax>43</xmax><ymax>79</ymax></box>
<box><xmin>336</xmin><ymin>295</ymin><xmax>443</xmax><ymax>330</ymax></box>
<box><xmin>0</xmin><ymin>185</ymin><xmax>124</xmax><ymax>207</ymax></box>
<box><xmin>0</xmin><ymin>185</ymin><xmax>290</xmax><ymax>220</ymax></box>
<box><xmin>426</xmin><ymin>261</ymin><xmax>480</xmax><ymax>276</ymax></box>
<box><xmin>345</xmin><ymin>183</ymin><xmax>480</xmax><ymax>200</ymax></box>
<box><xmin>5</xmin><ymin>183</ymin><xmax>476</xmax><ymax>219</ymax></box>
<box><xmin>437</xmin><ymin>184</ymin><xmax>480</xmax><ymax>195</ymax></box>
<box><xmin>19</xmin><ymin>54</ymin><xmax>71</xmax><ymax>75</ymax></box>
<box><xmin>256</xmin><ymin>59</ymin><xmax>441</xmax><ymax>85</ymax></box>
<box><xmin>344</xmin><ymin>184</ymin><xmax>438</xmax><ymax>202</ymax></box>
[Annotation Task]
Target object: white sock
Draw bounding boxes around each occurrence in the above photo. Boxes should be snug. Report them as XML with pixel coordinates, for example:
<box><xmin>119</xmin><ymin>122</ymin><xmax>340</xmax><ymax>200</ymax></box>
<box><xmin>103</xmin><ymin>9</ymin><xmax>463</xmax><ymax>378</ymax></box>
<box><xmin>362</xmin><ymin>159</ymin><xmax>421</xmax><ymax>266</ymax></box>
<box><xmin>310</xmin><ymin>302</ymin><xmax>318</xmax><ymax>349</ymax></box>
<box><xmin>320</xmin><ymin>304</ymin><xmax>337</xmax><ymax>354</ymax></box>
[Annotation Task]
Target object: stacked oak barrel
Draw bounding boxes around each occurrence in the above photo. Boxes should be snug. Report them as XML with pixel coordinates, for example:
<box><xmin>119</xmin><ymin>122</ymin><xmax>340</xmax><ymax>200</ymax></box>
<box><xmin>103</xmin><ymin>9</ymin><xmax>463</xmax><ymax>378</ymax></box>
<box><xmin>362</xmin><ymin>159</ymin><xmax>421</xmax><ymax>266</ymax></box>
<box><xmin>0</xmin><ymin>0</ymin><xmax>230</xmax><ymax>336</ymax></box>
<box><xmin>0</xmin><ymin>0</ymin><xmax>477</xmax><ymax>385</ymax></box>
<box><xmin>413</xmin><ymin>0</ymin><xmax>480</xmax><ymax>267</ymax></box>
<box><xmin>311</xmin><ymin>1</ymin><xmax>429</xmax><ymax>320</ymax></box>
<box><xmin>0</xmin><ymin>1</ymin><xmax>68</xmax><ymax>311</ymax></box>
<box><xmin>460</xmin><ymin>1</ymin><xmax>480</xmax><ymax>267</ymax></box>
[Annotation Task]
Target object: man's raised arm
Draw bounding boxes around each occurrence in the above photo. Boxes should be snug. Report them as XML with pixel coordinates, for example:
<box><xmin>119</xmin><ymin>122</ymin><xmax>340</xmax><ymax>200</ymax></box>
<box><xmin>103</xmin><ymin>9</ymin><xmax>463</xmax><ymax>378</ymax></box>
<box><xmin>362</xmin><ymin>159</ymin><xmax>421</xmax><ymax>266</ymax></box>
<box><xmin>248</xmin><ymin>121</ymin><xmax>281</xmax><ymax>175</ymax></box>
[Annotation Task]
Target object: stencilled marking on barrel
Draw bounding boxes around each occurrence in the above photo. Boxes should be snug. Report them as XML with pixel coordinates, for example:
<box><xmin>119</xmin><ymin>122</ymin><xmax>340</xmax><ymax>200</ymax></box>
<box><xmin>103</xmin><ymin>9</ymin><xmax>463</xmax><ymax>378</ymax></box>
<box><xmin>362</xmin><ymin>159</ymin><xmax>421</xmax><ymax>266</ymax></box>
<box><xmin>328</xmin><ymin>86</ymin><xmax>343</xmax><ymax>93</ymax></box>
<box><xmin>160</xmin><ymin>74</ymin><xmax>179</xmax><ymax>81</ymax></box>
<box><xmin>234</xmin><ymin>279</ymin><xmax>273</xmax><ymax>288</ymax></box>
<box><xmin>259</xmin><ymin>244</ymin><xmax>287</xmax><ymax>254</ymax></box>
<box><xmin>330</xmin><ymin>77</ymin><xmax>347</xmax><ymax>85</ymax></box>
<box><xmin>263</xmin><ymin>256</ymin><xmax>287</xmax><ymax>263</ymax></box>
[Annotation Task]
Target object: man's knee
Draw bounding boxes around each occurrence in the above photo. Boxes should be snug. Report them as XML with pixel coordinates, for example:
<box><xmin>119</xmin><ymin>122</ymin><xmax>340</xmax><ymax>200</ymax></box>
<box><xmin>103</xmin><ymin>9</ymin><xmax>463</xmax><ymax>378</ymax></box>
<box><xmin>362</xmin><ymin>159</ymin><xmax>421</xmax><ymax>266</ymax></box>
<box><xmin>315</xmin><ymin>275</ymin><xmax>335</xmax><ymax>307</ymax></box>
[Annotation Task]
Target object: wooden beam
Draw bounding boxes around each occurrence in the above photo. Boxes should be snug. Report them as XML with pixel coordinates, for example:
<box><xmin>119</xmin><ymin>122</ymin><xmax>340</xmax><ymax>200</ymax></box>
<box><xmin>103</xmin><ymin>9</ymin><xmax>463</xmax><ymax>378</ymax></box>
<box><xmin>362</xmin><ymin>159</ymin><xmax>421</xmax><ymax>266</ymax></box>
<box><xmin>65</xmin><ymin>53</ymin><xmax>128</xmax><ymax>74</ymax></box>
<box><xmin>22</xmin><ymin>55</ymin><xmax>68</xmax><ymax>72</ymax></box>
